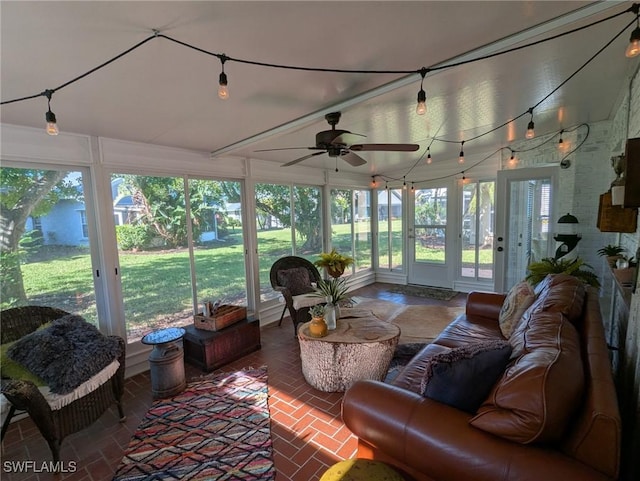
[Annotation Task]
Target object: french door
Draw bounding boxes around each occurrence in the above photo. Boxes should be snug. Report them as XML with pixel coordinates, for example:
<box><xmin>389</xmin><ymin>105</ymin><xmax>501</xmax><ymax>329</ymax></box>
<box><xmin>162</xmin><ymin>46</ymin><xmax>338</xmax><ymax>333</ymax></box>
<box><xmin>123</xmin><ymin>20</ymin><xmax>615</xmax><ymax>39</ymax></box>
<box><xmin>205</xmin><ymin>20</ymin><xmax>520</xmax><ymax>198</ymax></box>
<box><xmin>408</xmin><ymin>183</ymin><xmax>455</xmax><ymax>288</ymax></box>
<box><xmin>495</xmin><ymin>167</ymin><xmax>558</xmax><ymax>292</ymax></box>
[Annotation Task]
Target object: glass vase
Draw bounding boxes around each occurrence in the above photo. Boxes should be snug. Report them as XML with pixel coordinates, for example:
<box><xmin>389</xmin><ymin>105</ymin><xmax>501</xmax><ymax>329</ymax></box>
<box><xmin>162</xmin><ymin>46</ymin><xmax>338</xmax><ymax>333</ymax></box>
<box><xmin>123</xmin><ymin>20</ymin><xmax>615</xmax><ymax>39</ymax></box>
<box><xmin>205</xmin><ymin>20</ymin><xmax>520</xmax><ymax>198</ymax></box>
<box><xmin>325</xmin><ymin>304</ymin><xmax>337</xmax><ymax>330</ymax></box>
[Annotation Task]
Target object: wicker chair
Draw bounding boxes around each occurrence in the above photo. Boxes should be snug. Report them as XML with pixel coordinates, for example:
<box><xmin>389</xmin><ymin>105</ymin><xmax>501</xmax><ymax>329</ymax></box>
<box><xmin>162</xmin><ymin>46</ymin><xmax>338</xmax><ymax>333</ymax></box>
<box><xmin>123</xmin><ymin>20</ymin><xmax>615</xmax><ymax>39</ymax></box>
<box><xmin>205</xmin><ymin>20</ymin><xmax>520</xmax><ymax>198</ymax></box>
<box><xmin>0</xmin><ymin>306</ymin><xmax>126</xmax><ymax>463</ymax></box>
<box><xmin>270</xmin><ymin>256</ymin><xmax>323</xmax><ymax>336</ymax></box>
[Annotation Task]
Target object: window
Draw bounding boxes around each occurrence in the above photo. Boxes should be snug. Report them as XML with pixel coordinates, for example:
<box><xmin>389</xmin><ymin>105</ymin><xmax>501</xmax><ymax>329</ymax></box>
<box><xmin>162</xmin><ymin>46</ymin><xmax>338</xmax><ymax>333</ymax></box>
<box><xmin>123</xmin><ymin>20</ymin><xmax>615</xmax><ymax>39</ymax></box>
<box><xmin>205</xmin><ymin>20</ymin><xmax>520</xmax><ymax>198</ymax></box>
<box><xmin>79</xmin><ymin>210</ymin><xmax>89</xmax><ymax>238</ymax></box>
<box><xmin>255</xmin><ymin>183</ymin><xmax>322</xmax><ymax>302</ymax></box>
<box><xmin>1</xmin><ymin>167</ymin><xmax>98</xmax><ymax>323</ymax></box>
<box><xmin>377</xmin><ymin>188</ymin><xmax>403</xmax><ymax>270</ymax></box>
<box><xmin>110</xmin><ymin>174</ymin><xmax>246</xmax><ymax>342</ymax></box>
<box><xmin>414</xmin><ymin>187</ymin><xmax>447</xmax><ymax>264</ymax></box>
<box><xmin>460</xmin><ymin>181</ymin><xmax>495</xmax><ymax>280</ymax></box>
<box><xmin>330</xmin><ymin>188</ymin><xmax>372</xmax><ymax>274</ymax></box>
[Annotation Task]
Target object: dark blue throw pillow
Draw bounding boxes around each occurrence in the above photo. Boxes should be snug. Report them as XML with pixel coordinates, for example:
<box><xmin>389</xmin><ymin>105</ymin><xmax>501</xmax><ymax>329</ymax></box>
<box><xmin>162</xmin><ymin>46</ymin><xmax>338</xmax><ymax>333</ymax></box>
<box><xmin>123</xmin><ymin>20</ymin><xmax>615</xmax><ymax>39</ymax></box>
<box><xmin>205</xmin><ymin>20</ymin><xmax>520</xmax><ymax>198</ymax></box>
<box><xmin>420</xmin><ymin>340</ymin><xmax>512</xmax><ymax>413</ymax></box>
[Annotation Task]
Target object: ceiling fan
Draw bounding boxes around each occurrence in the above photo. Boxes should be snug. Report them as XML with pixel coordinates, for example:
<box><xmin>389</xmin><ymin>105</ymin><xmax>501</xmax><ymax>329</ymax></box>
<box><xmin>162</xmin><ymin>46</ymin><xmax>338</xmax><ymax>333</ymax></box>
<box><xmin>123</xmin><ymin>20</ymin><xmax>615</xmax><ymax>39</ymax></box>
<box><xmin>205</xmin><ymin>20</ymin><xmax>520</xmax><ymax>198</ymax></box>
<box><xmin>255</xmin><ymin>111</ymin><xmax>420</xmax><ymax>167</ymax></box>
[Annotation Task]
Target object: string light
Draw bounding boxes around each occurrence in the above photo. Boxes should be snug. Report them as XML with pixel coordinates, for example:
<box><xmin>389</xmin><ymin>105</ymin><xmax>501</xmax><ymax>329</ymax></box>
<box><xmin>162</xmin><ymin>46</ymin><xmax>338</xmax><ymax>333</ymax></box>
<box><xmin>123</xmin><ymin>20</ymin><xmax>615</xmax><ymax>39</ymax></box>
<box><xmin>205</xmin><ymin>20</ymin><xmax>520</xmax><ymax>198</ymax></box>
<box><xmin>415</xmin><ymin>68</ymin><xmax>427</xmax><ymax>115</ymax></box>
<box><xmin>385</xmin><ymin>182</ymin><xmax>388</xmax><ymax>190</ymax></box>
<box><xmin>403</xmin><ymin>176</ymin><xmax>407</xmax><ymax>189</ymax></box>
<box><xmin>371</xmin><ymin>176</ymin><xmax>377</xmax><ymax>188</ymax></box>
<box><xmin>218</xmin><ymin>55</ymin><xmax>229</xmax><ymax>100</ymax></box>
<box><xmin>458</xmin><ymin>141</ymin><xmax>465</xmax><ymax>164</ymax></box>
<box><xmin>0</xmin><ymin>4</ymin><xmax>631</xmax><ymax>155</ymax></box>
<box><xmin>426</xmin><ymin>147</ymin><xmax>432</xmax><ymax>164</ymax></box>
<box><xmin>625</xmin><ymin>11</ymin><xmax>640</xmax><ymax>57</ymax></box>
<box><xmin>558</xmin><ymin>129</ymin><xmax>564</xmax><ymax>149</ymax></box>
<box><xmin>525</xmin><ymin>108</ymin><xmax>535</xmax><ymax>139</ymax></box>
<box><xmin>43</xmin><ymin>90</ymin><xmax>58</xmax><ymax>136</ymax></box>
<box><xmin>410</xmin><ymin>182</ymin><xmax>415</xmax><ymax>191</ymax></box>
<box><xmin>508</xmin><ymin>152</ymin><xmax>517</xmax><ymax>167</ymax></box>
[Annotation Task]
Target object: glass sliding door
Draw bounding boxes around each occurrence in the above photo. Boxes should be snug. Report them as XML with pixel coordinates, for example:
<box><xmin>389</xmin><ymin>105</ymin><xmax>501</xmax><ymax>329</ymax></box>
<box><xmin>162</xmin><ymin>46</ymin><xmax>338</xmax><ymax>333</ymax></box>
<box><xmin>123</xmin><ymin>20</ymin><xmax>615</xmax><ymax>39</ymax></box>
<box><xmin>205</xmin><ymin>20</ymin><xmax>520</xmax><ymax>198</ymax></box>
<box><xmin>110</xmin><ymin>174</ymin><xmax>246</xmax><ymax>342</ymax></box>
<box><xmin>460</xmin><ymin>180</ymin><xmax>495</xmax><ymax>281</ymax></box>
<box><xmin>1</xmin><ymin>167</ymin><xmax>100</xmax><ymax>323</ymax></box>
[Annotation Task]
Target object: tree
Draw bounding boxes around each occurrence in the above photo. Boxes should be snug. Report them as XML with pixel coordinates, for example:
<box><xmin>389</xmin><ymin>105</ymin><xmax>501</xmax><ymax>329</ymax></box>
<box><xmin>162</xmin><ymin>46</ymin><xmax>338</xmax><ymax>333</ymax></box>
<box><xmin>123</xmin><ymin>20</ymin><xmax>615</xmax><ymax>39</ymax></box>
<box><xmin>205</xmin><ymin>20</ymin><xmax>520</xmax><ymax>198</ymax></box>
<box><xmin>117</xmin><ymin>176</ymin><xmax>230</xmax><ymax>248</ymax></box>
<box><xmin>1</xmin><ymin>168</ymin><xmax>78</xmax><ymax>306</ymax></box>
<box><xmin>254</xmin><ymin>183</ymin><xmax>322</xmax><ymax>252</ymax></box>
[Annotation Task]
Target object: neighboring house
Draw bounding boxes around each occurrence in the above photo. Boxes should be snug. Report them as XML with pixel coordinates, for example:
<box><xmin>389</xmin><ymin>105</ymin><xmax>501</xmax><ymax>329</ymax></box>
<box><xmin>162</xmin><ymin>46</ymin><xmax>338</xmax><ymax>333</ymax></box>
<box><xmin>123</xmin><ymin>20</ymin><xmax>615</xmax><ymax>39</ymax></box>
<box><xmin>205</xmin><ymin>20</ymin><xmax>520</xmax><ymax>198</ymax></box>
<box><xmin>27</xmin><ymin>199</ymin><xmax>89</xmax><ymax>247</ymax></box>
<box><xmin>377</xmin><ymin>190</ymin><xmax>402</xmax><ymax>220</ymax></box>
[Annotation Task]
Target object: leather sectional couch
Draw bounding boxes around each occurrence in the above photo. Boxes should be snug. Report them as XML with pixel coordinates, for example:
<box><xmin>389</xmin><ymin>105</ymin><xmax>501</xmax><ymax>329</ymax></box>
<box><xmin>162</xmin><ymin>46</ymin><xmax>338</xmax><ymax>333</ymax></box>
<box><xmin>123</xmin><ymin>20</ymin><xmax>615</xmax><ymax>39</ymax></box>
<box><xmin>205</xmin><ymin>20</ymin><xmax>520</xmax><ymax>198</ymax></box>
<box><xmin>342</xmin><ymin>274</ymin><xmax>621</xmax><ymax>481</ymax></box>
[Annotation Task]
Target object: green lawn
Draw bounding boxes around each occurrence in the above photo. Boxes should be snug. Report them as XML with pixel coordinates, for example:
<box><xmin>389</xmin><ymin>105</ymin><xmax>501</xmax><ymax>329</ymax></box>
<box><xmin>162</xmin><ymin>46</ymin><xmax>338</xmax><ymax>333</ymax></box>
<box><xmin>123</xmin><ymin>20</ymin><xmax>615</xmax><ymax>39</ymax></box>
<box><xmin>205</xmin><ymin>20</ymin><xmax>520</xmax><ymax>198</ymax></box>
<box><xmin>18</xmin><ymin>222</ymin><xmax>492</xmax><ymax>334</ymax></box>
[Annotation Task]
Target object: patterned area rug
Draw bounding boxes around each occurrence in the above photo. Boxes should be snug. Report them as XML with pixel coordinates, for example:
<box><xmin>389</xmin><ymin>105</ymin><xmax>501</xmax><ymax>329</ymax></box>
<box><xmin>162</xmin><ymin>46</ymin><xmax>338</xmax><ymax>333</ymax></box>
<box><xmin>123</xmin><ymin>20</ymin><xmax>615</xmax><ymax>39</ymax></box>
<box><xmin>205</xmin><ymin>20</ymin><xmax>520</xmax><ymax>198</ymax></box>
<box><xmin>389</xmin><ymin>284</ymin><xmax>460</xmax><ymax>301</ymax></box>
<box><xmin>112</xmin><ymin>367</ymin><xmax>275</xmax><ymax>481</ymax></box>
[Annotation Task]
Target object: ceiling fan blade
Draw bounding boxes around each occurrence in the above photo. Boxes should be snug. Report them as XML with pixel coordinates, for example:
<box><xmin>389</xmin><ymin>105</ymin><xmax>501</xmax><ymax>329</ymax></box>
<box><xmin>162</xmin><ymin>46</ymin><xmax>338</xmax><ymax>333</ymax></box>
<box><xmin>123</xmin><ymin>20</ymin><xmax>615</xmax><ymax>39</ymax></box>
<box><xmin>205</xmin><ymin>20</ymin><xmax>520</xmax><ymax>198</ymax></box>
<box><xmin>281</xmin><ymin>151</ymin><xmax>326</xmax><ymax>167</ymax></box>
<box><xmin>255</xmin><ymin>147</ymin><xmax>321</xmax><ymax>152</ymax></box>
<box><xmin>331</xmin><ymin>132</ymin><xmax>366</xmax><ymax>146</ymax></box>
<box><xmin>350</xmin><ymin>143</ymin><xmax>420</xmax><ymax>152</ymax></box>
<box><xmin>341</xmin><ymin>151</ymin><xmax>367</xmax><ymax>167</ymax></box>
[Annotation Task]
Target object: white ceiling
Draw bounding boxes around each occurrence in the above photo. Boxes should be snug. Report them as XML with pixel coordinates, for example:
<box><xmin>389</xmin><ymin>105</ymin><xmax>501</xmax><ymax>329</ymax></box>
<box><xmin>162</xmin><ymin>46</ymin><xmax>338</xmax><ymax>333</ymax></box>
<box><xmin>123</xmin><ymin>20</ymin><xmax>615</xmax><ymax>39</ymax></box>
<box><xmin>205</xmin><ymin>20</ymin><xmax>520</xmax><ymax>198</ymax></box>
<box><xmin>1</xmin><ymin>1</ymin><xmax>638</xmax><ymax>176</ymax></box>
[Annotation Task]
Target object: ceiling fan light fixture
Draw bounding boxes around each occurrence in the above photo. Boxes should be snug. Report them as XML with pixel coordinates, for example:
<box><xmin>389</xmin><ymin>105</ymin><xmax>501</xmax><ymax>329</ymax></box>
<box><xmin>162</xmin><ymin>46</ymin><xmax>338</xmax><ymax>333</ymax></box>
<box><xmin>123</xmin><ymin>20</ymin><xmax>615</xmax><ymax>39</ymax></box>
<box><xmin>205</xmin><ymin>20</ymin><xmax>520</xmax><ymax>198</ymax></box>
<box><xmin>626</xmin><ymin>24</ymin><xmax>640</xmax><ymax>58</ymax></box>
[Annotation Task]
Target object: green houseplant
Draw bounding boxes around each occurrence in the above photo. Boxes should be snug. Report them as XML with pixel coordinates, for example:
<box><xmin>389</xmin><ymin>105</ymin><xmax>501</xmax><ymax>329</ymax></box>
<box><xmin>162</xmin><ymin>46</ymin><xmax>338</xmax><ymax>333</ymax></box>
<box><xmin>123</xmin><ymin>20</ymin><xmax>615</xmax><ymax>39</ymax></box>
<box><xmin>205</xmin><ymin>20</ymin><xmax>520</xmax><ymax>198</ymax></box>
<box><xmin>314</xmin><ymin>249</ymin><xmax>354</xmax><ymax>278</ymax></box>
<box><xmin>526</xmin><ymin>257</ymin><xmax>600</xmax><ymax>288</ymax></box>
<box><xmin>597</xmin><ymin>244</ymin><xmax>626</xmax><ymax>268</ymax></box>
<box><xmin>313</xmin><ymin>276</ymin><xmax>352</xmax><ymax>329</ymax></box>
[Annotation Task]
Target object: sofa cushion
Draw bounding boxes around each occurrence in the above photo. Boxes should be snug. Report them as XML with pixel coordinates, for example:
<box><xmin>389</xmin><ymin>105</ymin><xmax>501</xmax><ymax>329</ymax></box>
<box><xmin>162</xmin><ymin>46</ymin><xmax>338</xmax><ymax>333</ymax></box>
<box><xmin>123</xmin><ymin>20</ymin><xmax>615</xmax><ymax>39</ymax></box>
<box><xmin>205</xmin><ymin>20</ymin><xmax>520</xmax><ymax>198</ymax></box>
<box><xmin>419</xmin><ymin>340</ymin><xmax>512</xmax><ymax>413</ymax></box>
<box><xmin>277</xmin><ymin>267</ymin><xmax>314</xmax><ymax>296</ymax></box>
<box><xmin>470</xmin><ymin>311</ymin><xmax>584</xmax><ymax>444</ymax></box>
<box><xmin>498</xmin><ymin>281</ymin><xmax>536</xmax><ymax>338</ymax></box>
<box><xmin>7</xmin><ymin>314</ymin><xmax>121</xmax><ymax>394</ymax></box>
<box><xmin>531</xmin><ymin>274</ymin><xmax>586</xmax><ymax>323</ymax></box>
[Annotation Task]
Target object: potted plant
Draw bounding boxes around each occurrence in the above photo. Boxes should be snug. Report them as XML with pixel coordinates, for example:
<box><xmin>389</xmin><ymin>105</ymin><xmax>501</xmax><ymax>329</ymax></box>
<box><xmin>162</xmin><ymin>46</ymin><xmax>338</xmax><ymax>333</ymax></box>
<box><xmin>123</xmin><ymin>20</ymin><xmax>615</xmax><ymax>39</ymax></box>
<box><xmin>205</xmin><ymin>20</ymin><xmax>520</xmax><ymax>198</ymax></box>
<box><xmin>313</xmin><ymin>277</ymin><xmax>352</xmax><ymax>329</ymax></box>
<box><xmin>308</xmin><ymin>304</ymin><xmax>328</xmax><ymax>338</ymax></box>
<box><xmin>314</xmin><ymin>248</ymin><xmax>354</xmax><ymax>278</ymax></box>
<box><xmin>525</xmin><ymin>257</ymin><xmax>600</xmax><ymax>288</ymax></box>
<box><xmin>597</xmin><ymin>244</ymin><xmax>626</xmax><ymax>268</ymax></box>
<box><xmin>612</xmin><ymin>256</ymin><xmax>637</xmax><ymax>286</ymax></box>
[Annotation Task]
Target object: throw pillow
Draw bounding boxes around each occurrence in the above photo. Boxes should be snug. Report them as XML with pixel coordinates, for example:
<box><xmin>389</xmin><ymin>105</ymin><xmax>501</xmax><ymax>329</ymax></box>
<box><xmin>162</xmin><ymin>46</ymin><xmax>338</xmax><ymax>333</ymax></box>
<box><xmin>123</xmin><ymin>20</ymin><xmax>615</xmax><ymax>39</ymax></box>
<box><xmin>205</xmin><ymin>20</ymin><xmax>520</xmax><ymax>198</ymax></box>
<box><xmin>7</xmin><ymin>314</ymin><xmax>120</xmax><ymax>394</ymax></box>
<box><xmin>1</xmin><ymin>341</ymin><xmax>46</xmax><ymax>386</ymax></box>
<box><xmin>277</xmin><ymin>267</ymin><xmax>314</xmax><ymax>296</ymax></box>
<box><xmin>498</xmin><ymin>281</ymin><xmax>536</xmax><ymax>338</ymax></box>
<box><xmin>419</xmin><ymin>340</ymin><xmax>512</xmax><ymax>413</ymax></box>
<box><xmin>470</xmin><ymin>311</ymin><xmax>584</xmax><ymax>444</ymax></box>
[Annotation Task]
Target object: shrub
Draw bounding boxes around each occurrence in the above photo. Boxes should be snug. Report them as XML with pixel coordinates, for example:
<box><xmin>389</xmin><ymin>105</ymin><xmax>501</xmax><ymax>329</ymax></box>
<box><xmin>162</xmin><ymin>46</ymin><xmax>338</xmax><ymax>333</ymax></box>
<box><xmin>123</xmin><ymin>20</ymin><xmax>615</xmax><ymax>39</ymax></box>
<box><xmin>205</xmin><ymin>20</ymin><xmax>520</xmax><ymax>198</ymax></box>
<box><xmin>116</xmin><ymin>224</ymin><xmax>151</xmax><ymax>251</ymax></box>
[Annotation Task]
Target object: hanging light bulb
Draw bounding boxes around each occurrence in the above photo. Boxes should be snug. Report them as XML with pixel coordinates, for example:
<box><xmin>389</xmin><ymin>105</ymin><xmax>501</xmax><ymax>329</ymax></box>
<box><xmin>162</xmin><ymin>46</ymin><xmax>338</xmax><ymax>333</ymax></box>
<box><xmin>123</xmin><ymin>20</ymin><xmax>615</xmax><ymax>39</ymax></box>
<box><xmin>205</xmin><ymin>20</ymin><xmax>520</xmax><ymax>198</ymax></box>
<box><xmin>558</xmin><ymin>130</ymin><xmax>564</xmax><ymax>148</ymax></box>
<box><xmin>43</xmin><ymin>90</ymin><xmax>58</xmax><ymax>136</ymax></box>
<box><xmin>218</xmin><ymin>56</ymin><xmax>229</xmax><ymax>100</ymax></box>
<box><xmin>509</xmin><ymin>153</ymin><xmax>517</xmax><ymax>167</ymax></box>
<box><xmin>385</xmin><ymin>182</ymin><xmax>388</xmax><ymax>190</ymax></box>
<box><xmin>525</xmin><ymin>108</ymin><xmax>535</xmax><ymax>139</ymax></box>
<box><xmin>415</xmin><ymin>68</ymin><xmax>427</xmax><ymax>115</ymax></box>
<box><xmin>458</xmin><ymin>141</ymin><xmax>465</xmax><ymax>164</ymax></box>
<box><xmin>625</xmin><ymin>17</ymin><xmax>640</xmax><ymax>58</ymax></box>
<box><xmin>426</xmin><ymin>147</ymin><xmax>432</xmax><ymax>164</ymax></box>
<box><xmin>403</xmin><ymin>176</ymin><xmax>407</xmax><ymax>190</ymax></box>
<box><xmin>410</xmin><ymin>182</ymin><xmax>415</xmax><ymax>191</ymax></box>
<box><xmin>371</xmin><ymin>176</ymin><xmax>377</xmax><ymax>188</ymax></box>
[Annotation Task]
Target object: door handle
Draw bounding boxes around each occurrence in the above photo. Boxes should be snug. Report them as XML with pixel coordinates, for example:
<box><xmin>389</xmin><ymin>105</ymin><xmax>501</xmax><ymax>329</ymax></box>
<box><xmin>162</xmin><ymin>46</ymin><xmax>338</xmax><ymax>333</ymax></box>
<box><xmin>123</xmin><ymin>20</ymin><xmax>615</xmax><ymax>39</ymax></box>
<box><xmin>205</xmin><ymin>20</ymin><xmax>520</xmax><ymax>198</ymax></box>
<box><xmin>497</xmin><ymin>247</ymin><xmax>504</xmax><ymax>252</ymax></box>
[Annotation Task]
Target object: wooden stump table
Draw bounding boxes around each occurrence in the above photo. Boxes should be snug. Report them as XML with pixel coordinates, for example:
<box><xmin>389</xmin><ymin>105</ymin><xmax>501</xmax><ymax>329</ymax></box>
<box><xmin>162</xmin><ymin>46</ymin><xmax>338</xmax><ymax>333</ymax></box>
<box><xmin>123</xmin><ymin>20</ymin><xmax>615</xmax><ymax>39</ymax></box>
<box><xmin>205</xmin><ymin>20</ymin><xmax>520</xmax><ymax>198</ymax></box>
<box><xmin>298</xmin><ymin>316</ymin><xmax>400</xmax><ymax>392</ymax></box>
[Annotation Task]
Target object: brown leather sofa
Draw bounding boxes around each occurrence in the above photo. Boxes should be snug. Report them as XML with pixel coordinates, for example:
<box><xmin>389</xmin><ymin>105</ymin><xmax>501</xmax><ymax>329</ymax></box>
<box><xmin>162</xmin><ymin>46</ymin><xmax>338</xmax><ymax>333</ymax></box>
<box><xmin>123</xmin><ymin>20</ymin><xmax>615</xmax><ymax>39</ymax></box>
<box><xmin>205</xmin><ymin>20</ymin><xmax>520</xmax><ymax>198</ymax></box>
<box><xmin>342</xmin><ymin>274</ymin><xmax>621</xmax><ymax>481</ymax></box>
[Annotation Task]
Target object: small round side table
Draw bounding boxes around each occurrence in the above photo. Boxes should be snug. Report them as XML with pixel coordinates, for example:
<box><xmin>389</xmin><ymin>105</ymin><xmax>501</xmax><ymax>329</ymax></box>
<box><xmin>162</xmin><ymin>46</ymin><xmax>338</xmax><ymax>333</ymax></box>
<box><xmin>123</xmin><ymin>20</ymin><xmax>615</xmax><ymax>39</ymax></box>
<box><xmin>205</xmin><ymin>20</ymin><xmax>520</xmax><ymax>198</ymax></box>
<box><xmin>141</xmin><ymin>327</ymin><xmax>187</xmax><ymax>399</ymax></box>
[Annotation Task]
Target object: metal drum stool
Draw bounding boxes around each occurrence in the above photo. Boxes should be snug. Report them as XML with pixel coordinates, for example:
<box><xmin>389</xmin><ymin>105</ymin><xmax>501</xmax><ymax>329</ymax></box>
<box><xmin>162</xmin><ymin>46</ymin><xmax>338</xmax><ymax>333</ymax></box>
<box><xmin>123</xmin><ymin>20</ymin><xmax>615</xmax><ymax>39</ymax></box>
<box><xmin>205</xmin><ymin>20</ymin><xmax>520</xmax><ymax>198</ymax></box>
<box><xmin>142</xmin><ymin>327</ymin><xmax>187</xmax><ymax>399</ymax></box>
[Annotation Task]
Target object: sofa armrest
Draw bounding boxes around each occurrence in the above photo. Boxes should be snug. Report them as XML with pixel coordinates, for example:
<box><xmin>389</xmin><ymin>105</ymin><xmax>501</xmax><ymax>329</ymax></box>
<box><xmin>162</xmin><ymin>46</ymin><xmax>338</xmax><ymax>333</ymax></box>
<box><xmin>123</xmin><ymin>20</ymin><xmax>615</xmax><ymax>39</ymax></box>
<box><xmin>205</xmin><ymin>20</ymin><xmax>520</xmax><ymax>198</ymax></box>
<box><xmin>342</xmin><ymin>380</ymin><xmax>611</xmax><ymax>481</ymax></box>
<box><xmin>465</xmin><ymin>291</ymin><xmax>506</xmax><ymax>321</ymax></box>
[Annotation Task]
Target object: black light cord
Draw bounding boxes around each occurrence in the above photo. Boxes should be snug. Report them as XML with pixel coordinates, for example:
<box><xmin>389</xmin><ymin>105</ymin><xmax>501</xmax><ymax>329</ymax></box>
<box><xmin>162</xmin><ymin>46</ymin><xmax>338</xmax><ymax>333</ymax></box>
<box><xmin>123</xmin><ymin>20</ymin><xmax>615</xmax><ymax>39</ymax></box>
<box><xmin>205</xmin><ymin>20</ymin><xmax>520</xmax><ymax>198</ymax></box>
<box><xmin>0</xmin><ymin>3</ymin><xmax>635</xmax><ymax>107</ymax></box>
